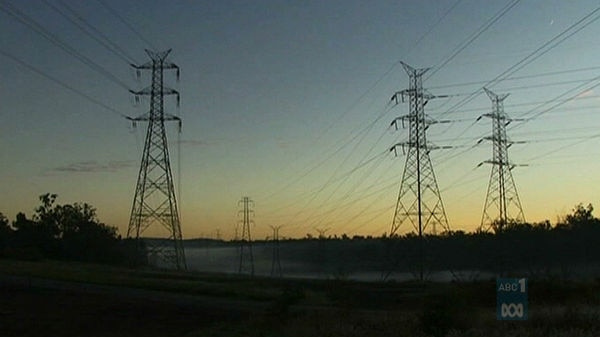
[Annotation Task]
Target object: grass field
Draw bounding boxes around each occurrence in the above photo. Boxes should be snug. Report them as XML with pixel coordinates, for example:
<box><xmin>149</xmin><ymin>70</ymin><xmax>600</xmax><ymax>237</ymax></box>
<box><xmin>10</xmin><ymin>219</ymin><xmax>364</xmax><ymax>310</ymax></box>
<box><xmin>1</xmin><ymin>259</ymin><xmax>600</xmax><ymax>336</ymax></box>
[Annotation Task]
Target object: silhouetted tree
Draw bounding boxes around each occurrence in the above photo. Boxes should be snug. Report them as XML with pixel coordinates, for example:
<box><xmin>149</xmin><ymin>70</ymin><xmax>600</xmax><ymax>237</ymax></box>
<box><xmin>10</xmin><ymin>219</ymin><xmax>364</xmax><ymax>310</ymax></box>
<box><xmin>32</xmin><ymin>194</ymin><xmax>120</xmax><ymax>262</ymax></box>
<box><xmin>7</xmin><ymin>193</ymin><xmax>143</xmax><ymax>265</ymax></box>
<box><xmin>532</xmin><ymin>220</ymin><xmax>552</xmax><ymax>231</ymax></box>
<box><xmin>12</xmin><ymin>209</ymin><xmax>58</xmax><ymax>258</ymax></box>
<box><xmin>0</xmin><ymin>212</ymin><xmax>8</xmax><ymax>228</ymax></box>
<box><xmin>0</xmin><ymin>212</ymin><xmax>12</xmax><ymax>254</ymax></box>
<box><xmin>562</xmin><ymin>203</ymin><xmax>598</xmax><ymax>229</ymax></box>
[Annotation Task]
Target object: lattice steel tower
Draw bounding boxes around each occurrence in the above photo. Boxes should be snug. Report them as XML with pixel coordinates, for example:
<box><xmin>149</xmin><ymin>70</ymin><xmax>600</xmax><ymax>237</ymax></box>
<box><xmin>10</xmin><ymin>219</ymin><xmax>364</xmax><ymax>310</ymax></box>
<box><xmin>270</xmin><ymin>225</ymin><xmax>283</xmax><ymax>278</ymax></box>
<box><xmin>238</xmin><ymin>197</ymin><xmax>255</xmax><ymax>276</ymax></box>
<box><xmin>479</xmin><ymin>88</ymin><xmax>525</xmax><ymax>232</ymax></box>
<box><xmin>390</xmin><ymin>62</ymin><xmax>450</xmax><ymax>237</ymax></box>
<box><xmin>127</xmin><ymin>49</ymin><xmax>186</xmax><ymax>270</ymax></box>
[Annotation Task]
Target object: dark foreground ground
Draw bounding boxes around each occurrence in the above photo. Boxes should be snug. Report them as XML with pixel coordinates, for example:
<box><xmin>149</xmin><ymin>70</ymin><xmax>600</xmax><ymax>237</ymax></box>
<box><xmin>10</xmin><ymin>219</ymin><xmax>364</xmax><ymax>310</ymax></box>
<box><xmin>1</xmin><ymin>285</ymin><xmax>246</xmax><ymax>337</ymax></box>
<box><xmin>2</xmin><ymin>260</ymin><xmax>600</xmax><ymax>337</ymax></box>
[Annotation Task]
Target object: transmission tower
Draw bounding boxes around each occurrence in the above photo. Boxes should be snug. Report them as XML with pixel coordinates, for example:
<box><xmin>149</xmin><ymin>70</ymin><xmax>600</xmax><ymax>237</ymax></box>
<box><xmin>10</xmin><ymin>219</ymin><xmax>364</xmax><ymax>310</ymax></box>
<box><xmin>270</xmin><ymin>225</ymin><xmax>283</xmax><ymax>278</ymax></box>
<box><xmin>479</xmin><ymin>88</ymin><xmax>525</xmax><ymax>232</ymax></box>
<box><xmin>389</xmin><ymin>62</ymin><xmax>450</xmax><ymax>237</ymax></box>
<box><xmin>127</xmin><ymin>49</ymin><xmax>186</xmax><ymax>270</ymax></box>
<box><xmin>311</xmin><ymin>226</ymin><xmax>330</xmax><ymax>275</ymax></box>
<box><xmin>238</xmin><ymin>196</ymin><xmax>255</xmax><ymax>276</ymax></box>
<box><xmin>314</xmin><ymin>226</ymin><xmax>330</xmax><ymax>239</ymax></box>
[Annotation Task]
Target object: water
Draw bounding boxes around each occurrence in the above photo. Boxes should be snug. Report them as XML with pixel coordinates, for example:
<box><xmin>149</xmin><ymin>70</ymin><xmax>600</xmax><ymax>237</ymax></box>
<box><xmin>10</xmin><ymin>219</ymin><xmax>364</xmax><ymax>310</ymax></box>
<box><xmin>181</xmin><ymin>246</ymin><xmax>492</xmax><ymax>282</ymax></box>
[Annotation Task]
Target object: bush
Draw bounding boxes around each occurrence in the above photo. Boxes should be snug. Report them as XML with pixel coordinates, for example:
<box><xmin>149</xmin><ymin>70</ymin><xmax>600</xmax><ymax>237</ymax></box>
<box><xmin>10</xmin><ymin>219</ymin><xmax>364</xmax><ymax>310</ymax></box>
<box><xmin>3</xmin><ymin>246</ymin><xmax>44</xmax><ymax>261</ymax></box>
<box><xmin>420</xmin><ymin>290</ymin><xmax>471</xmax><ymax>337</ymax></box>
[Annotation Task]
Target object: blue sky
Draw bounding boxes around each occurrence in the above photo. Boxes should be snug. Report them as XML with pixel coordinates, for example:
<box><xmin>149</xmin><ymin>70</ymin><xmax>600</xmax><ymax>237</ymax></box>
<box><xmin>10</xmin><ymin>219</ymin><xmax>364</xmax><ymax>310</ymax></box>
<box><xmin>2</xmin><ymin>0</ymin><xmax>600</xmax><ymax>239</ymax></box>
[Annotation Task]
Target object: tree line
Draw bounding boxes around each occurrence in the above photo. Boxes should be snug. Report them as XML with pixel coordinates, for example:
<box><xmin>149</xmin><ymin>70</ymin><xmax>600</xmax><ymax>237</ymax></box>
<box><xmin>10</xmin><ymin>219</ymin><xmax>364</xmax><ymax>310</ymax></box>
<box><xmin>0</xmin><ymin>193</ymin><xmax>145</xmax><ymax>266</ymax></box>
<box><xmin>257</xmin><ymin>203</ymin><xmax>600</xmax><ymax>279</ymax></box>
<box><xmin>3</xmin><ymin>194</ymin><xmax>598</xmax><ymax>278</ymax></box>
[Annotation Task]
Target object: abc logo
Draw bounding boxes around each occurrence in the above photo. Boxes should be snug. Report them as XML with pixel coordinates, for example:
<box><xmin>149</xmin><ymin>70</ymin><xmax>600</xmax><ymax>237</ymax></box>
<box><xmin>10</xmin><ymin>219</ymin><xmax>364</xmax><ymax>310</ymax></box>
<box><xmin>498</xmin><ymin>278</ymin><xmax>526</xmax><ymax>293</ymax></box>
<box><xmin>501</xmin><ymin>303</ymin><xmax>524</xmax><ymax>318</ymax></box>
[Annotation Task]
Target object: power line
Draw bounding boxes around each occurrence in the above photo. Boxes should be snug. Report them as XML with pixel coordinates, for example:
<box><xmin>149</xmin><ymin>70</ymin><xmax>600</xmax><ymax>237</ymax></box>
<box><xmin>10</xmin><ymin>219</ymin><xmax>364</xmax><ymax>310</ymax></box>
<box><xmin>0</xmin><ymin>2</ymin><xmax>131</xmax><ymax>90</ymax></box>
<box><xmin>254</xmin><ymin>1</ymin><xmax>518</xmax><ymax>235</ymax></box>
<box><xmin>426</xmin><ymin>0</ymin><xmax>521</xmax><ymax>81</ymax></box>
<box><xmin>288</xmin><ymin>107</ymin><xmax>391</xmax><ymax>224</ymax></box>
<box><xmin>525</xmin><ymin>132</ymin><xmax>600</xmax><ymax>162</ymax></box>
<box><xmin>266</xmin><ymin>148</ymin><xmax>389</xmax><ymax>228</ymax></box>
<box><xmin>96</xmin><ymin>0</ymin><xmax>158</xmax><ymax>51</ymax></box>
<box><xmin>435</xmin><ymin>4</ymin><xmax>600</xmax><ymax>121</ymax></box>
<box><xmin>296</xmin><ymin>118</ymin><xmax>395</xmax><ymax>229</ymax></box>
<box><xmin>258</xmin><ymin>63</ymin><xmax>398</xmax><ymax>203</ymax></box>
<box><xmin>263</xmin><ymin>151</ymin><xmax>393</xmax><ymax>234</ymax></box>
<box><xmin>264</xmin><ymin>78</ymin><xmax>468</xmax><ymax>232</ymax></box>
<box><xmin>426</xmin><ymin>82</ymin><xmax>594</xmax><ymax>186</ymax></box>
<box><xmin>47</xmin><ymin>0</ymin><xmax>138</xmax><ymax>64</ymax></box>
<box><xmin>304</xmin><ymin>3</ymin><xmax>600</xmax><ymax>237</ymax></box>
<box><xmin>510</xmin><ymin>134</ymin><xmax>596</xmax><ymax>149</ymax></box>
<box><xmin>524</xmin><ymin>84</ymin><xmax>600</xmax><ymax>122</ymax></box>
<box><xmin>330</xmin><ymin>175</ymin><xmax>399</xmax><ymax>235</ymax></box>
<box><xmin>260</xmin><ymin>102</ymin><xmax>394</xmax><ymax>219</ymax></box>
<box><xmin>347</xmin><ymin>203</ymin><xmax>396</xmax><ymax>236</ymax></box>
<box><xmin>487</xmin><ymin>5</ymin><xmax>600</xmax><ymax>90</ymax></box>
<box><xmin>429</xmin><ymin>65</ymin><xmax>600</xmax><ymax>90</ymax></box>
<box><xmin>526</xmin><ymin>152</ymin><xmax>600</xmax><ymax>166</ymax></box>
<box><xmin>295</xmin><ymin>151</ymin><xmax>391</xmax><ymax>230</ymax></box>
<box><xmin>432</xmin><ymin>77</ymin><xmax>600</xmax><ymax>98</ymax></box>
<box><xmin>403</xmin><ymin>0</ymin><xmax>464</xmax><ymax>59</ymax></box>
<box><xmin>428</xmin><ymin>93</ymin><xmax>600</xmax><ymax>118</ymax></box>
<box><xmin>421</xmin><ymin>5</ymin><xmax>600</xmax><ymax>186</ymax></box>
<box><xmin>0</xmin><ymin>48</ymin><xmax>127</xmax><ymax>118</ymax></box>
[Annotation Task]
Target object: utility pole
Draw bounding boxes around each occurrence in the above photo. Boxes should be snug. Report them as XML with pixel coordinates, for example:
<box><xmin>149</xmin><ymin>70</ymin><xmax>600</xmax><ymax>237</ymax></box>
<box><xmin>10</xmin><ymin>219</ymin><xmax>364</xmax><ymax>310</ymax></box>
<box><xmin>479</xmin><ymin>88</ymin><xmax>525</xmax><ymax>232</ymax></box>
<box><xmin>389</xmin><ymin>62</ymin><xmax>450</xmax><ymax>281</ymax></box>
<box><xmin>270</xmin><ymin>225</ymin><xmax>283</xmax><ymax>278</ymax></box>
<box><xmin>127</xmin><ymin>49</ymin><xmax>186</xmax><ymax>270</ymax></box>
<box><xmin>238</xmin><ymin>196</ymin><xmax>255</xmax><ymax>276</ymax></box>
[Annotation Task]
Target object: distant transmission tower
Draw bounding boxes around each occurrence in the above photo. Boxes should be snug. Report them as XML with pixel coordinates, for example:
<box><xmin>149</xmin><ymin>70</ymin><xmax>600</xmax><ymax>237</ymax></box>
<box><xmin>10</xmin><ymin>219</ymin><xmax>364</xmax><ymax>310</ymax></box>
<box><xmin>314</xmin><ymin>226</ymin><xmax>330</xmax><ymax>239</ymax></box>
<box><xmin>270</xmin><ymin>225</ymin><xmax>283</xmax><ymax>278</ymax></box>
<box><xmin>314</xmin><ymin>226</ymin><xmax>329</xmax><ymax>276</ymax></box>
<box><xmin>127</xmin><ymin>49</ymin><xmax>186</xmax><ymax>270</ymax></box>
<box><xmin>238</xmin><ymin>197</ymin><xmax>255</xmax><ymax>276</ymax></box>
<box><xmin>389</xmin><ymin>62</ymin><xmax>450</xmax><ymax>237</ymax></box>
<box><xmin>479</xmin><ymin>88</ymin><xmax>525</xmax><ymax>232</ymax></box>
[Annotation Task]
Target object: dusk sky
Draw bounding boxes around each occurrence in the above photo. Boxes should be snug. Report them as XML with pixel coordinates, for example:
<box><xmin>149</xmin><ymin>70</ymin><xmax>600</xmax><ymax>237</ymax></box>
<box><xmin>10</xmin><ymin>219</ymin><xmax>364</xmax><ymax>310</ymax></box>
<box><xmin>2</xmin><ymin>0</ymin><xmax>600</xmax><ymax>240</ymax></box>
